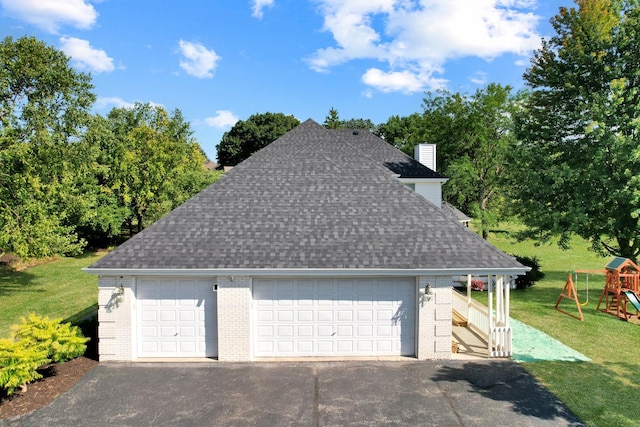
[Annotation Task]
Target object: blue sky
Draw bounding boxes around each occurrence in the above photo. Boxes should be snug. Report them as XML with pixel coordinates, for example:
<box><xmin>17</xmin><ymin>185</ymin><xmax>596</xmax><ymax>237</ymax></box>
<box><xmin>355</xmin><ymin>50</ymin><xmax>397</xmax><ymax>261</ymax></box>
<box><xmin>1</xmin><ymin>0</ymin><xmax>571</xmax><ymax>160</ymax></box>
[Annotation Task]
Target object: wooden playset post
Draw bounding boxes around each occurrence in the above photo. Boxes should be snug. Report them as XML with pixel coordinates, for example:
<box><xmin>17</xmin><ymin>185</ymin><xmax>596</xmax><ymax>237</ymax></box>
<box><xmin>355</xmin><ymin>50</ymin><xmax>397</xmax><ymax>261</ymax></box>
<box><xmin>555</xmin><ymin>271</ymin><xmax>584</xmax><ymax>321</ymax></box>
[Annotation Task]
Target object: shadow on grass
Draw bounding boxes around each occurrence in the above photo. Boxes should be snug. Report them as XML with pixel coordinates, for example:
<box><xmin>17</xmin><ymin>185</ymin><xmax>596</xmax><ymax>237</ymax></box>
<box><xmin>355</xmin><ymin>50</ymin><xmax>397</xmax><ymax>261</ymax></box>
<box><xmin>0</xmin><ymin>266</ymin><xmax>40</xmax><ymax>297</ymax></box>
<box><xmin>523</xmin><ymin>360</ymin><xmax>640</xmax><ymax>427</ymax></box>
<box><xmin>432</xmin><ymin>361</ymin><xmax>584</xmax><ymax>425</ymax></box>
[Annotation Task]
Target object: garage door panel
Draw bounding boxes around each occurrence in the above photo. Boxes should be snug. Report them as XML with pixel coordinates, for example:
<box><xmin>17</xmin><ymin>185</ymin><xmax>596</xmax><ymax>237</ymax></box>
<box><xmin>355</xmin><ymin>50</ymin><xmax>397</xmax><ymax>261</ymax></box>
<box><xmin>137</xmin><ymin>278</ymin><xmax>217</xmax><ymax>358</ymax></box>
<box><xmin>253</xmin><ymin>278</ymin><xmax>415</xmax><ymax>357</ymax></box>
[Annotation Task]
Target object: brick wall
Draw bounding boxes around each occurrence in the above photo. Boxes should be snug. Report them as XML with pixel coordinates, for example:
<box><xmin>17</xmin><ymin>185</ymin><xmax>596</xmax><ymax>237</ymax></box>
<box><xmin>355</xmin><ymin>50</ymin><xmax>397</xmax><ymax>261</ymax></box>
<box><xmin>416</xmin><ymin>276</ymin><xmax>452</xmax><ymax>360</ymax></box>
<box><xmin>97</xmin><ymin>276</ymin><xmax>133</xmax><ymax>361</ymax></box>
<box><xmin>216</xmin><ymin>275</ymin><xmax>252</xmax><ymax>361</ymax></box>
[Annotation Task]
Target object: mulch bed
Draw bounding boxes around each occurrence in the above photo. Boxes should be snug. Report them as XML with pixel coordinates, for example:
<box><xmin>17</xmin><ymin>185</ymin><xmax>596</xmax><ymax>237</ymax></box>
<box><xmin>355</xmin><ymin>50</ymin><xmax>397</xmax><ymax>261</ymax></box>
<box><xmin>0</xmin><ymin>356</ymin><xmax>98</xmax><ymax>419</ymax></box>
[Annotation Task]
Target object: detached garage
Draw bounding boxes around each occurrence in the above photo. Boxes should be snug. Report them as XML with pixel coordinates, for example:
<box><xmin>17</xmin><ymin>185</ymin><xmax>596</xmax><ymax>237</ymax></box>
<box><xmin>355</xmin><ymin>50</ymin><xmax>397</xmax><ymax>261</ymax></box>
<box><xmin>86</xmin><ymin>120</ymin><xmax>526</xmax><ymax>362</ymax></box>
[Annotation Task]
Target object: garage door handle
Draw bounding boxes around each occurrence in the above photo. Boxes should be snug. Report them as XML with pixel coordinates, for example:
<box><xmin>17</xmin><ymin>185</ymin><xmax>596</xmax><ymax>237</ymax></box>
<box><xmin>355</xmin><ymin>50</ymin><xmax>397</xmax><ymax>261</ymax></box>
<box><xmin>174</xmin><ymin>333</ymin><xmax>179</xmax><ymax>336</ymax></box>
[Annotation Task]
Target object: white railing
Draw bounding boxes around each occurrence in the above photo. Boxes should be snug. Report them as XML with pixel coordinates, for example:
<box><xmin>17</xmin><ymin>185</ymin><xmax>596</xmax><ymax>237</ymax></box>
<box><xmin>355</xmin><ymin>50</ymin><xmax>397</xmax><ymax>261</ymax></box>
<box><xmin>452</xmin><ymin>288</ymin><xmax>512</xmax><ymax>358</ymax></box>
<box><xmin>489</xmin><ymin>326</ymin><xmax>511</xmax><ymax>358</ymax></box>
<box><xmin>452</xmin><ymin>289</ymin><xmax>468</xmax><ymax>318</ymax></box>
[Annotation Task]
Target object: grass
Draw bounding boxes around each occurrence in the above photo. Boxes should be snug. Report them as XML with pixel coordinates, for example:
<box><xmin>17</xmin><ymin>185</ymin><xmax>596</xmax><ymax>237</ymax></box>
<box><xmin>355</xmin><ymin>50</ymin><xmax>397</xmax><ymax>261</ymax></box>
<box><xmin>0</xmin><ymin>252</ymin><xmax>105</xmax><ymax>338</ymax></box>
<box><xmin>484</xmin><ymin>223</ymin><xmax>640</xmax><ymax>427</ymax></box>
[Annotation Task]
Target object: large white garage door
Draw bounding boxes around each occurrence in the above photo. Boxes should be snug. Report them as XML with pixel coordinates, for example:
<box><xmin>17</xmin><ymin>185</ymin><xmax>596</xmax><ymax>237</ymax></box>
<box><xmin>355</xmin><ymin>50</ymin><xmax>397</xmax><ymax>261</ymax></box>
<box><xmin>253</xmin><ymin>278</ymin><xmax>415</xmax><ymax>357</ymax></box>
<box><xmin>137</xmin><ymin>278</ymin><xmax>217</xmax><ymax>358</ymax></box>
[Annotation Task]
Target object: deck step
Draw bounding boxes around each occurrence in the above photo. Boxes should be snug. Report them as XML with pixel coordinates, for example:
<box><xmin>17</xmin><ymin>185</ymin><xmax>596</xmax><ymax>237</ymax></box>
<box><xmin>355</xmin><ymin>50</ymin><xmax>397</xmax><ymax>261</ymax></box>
<box><xmin>452</xmin><ymin>310</ymin><xmax>468</xmax><ymax>327</ymax></box>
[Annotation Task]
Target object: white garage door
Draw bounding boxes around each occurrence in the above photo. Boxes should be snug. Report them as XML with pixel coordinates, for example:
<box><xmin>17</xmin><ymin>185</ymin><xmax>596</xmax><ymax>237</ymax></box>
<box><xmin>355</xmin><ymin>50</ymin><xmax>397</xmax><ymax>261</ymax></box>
<box><xmin>253</xmin><ymin>278</ymin><xmax>415</xmax><ymax>357</ymax></box>
<box><xmin>137</xmin><ymin>278</ymin><xmax>217</xmax><ymax>358</ymax></box>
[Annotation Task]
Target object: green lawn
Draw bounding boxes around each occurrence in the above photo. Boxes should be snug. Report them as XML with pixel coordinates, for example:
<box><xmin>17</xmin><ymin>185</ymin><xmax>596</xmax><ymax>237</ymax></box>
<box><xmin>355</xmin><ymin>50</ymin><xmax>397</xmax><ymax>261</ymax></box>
<box><xmin>0</xmin><ymin>252</ymin><xmax>104</xmax><ymax>337</ymax></box>
<box><xmin>486</xmin><ymin>224</ymin><xmax>640</xmax><ymax>427</ymax></box>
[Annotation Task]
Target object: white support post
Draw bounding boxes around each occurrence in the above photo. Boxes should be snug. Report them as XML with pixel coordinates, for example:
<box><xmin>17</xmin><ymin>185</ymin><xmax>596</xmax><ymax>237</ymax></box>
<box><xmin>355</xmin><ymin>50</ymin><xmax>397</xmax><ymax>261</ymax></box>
<box><xmin>487</xmin><ymin>274</ymin><xmax>493</xmax><ymax>357</ymax></box>
<box><xmin>467</xmin><ymin>274</ymin><xmax>472</xmax><ymax>306</ymax></box>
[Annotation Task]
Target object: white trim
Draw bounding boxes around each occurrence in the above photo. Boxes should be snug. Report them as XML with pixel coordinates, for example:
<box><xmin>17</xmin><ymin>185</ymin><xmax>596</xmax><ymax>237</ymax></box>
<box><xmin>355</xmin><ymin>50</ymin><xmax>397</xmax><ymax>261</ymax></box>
<box><xmin>86</xmin><ymin>267</ymin><xmax>529</xmax><ymax>277</ymax></box>
<box><xmin>398</xmin><ymin>177</ymin><xmax>448</xmax><ymax>184</ymax></box>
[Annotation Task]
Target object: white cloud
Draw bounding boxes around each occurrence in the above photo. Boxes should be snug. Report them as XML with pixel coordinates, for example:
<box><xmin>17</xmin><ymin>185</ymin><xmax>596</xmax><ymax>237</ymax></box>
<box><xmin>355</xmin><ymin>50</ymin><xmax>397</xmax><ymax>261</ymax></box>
<box><xmin>308</xmin><ymin>0</ymin><xmax>542</xmax><ymax>93</ymax></box>
<box><xmin>95</xmin><ymin>97</ymin><xmax>164</xmax><ymax>110</ymax></box>
<box><xmin>469</xmin><ymin>71</ymin><xmax>488</xmax><ymax>85</ymax></box>
<box><xmin>205</xmin><ymin>110</ymin><xmax>239</xmax><ymax>129</ymax></box>
<box><xmin>0</xmin><ymin>0</ymin><xmax>97</xmax><ymax>33</ymax></box>
<box><xmin>252</xmin><ymin>0</ymin><xmax>274</xmax><ymax>19</ymax></box>
<box><xmin>95</xmin><ymin>97</ymin><xmax>135</xmax><ymax>110</ymax></box>
<box><xmin>59</xmin><ymin>37</ymin><xmax>115</xmax><ymax>73</ymax></box>
<box><xmin>178</xmin><ymin>40</ymin><xmax>221</xmax><ymax>78</ymax></box>
<box><xmin>362</xmin><ymin>68</ymin><xmax>446</xmax><ymax>94</ymax></box>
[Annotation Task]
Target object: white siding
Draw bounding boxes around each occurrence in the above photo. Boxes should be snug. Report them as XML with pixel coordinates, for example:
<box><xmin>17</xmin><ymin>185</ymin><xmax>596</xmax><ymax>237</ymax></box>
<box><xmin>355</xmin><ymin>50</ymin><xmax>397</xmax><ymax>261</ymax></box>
<box><xmin>414</xmin><ymin>182</ymin><xmax>442</xmax><ymax>208</ymax></box>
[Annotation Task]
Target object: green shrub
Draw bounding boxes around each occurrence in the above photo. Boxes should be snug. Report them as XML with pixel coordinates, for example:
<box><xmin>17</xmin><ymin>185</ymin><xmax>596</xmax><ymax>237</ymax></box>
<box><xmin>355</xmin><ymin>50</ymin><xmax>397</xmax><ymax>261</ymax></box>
<box><xmin>12</xmin><ymin>313</ymin><xmax>89</xmax><ymax>363</ymax></box>
<box><xmin>512</xmin><ymin>254</ymin><xmax>545</xmax><ymax>289</ymax></box>
<box><xmin>0</xmin><ymin>339</ymin><xmax>50</xmax><ymax>395</ymax></box>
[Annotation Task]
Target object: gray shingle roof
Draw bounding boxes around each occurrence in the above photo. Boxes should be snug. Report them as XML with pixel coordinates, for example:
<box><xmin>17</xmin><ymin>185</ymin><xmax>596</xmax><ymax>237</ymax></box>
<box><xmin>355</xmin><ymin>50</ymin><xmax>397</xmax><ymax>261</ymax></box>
<box><xmin>88</xmin><ymin>119</ymin><xmax>523</xmax><ymax>271</ymax></box>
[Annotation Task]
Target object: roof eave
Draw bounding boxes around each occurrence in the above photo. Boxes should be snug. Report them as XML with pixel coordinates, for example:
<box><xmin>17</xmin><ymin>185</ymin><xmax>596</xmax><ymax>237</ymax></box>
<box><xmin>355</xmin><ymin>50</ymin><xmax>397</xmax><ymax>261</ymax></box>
<box><xmin>83</xmin><ymin>267</ymin><xmax>530</xmax><ymax>277</ymax></box>
<box><xmin>398</xmin><ymin>177</ymin><xmax>449</xmax><ymax>183</ymax></box>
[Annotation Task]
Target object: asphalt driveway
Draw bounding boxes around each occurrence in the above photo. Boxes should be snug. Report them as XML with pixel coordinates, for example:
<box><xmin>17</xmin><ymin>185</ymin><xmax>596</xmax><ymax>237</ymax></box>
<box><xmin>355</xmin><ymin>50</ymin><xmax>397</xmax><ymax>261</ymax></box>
<box><xmin>5</xmin><ymin>359</ymin><xmax>583</xmax><ymax>426</ymax></box>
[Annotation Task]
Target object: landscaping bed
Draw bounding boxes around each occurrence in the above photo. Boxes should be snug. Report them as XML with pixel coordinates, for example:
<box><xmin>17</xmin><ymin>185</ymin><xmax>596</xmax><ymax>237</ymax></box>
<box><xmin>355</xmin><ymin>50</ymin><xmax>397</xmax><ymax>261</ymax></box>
<box><xmin>0</xmin><ymin>356</ymin><xmax>97</xmax><ymax>419</ymax></box>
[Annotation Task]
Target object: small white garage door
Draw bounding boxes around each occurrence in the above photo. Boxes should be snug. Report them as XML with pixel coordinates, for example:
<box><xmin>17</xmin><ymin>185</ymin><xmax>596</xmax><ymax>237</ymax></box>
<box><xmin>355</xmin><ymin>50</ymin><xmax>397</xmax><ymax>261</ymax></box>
<box><xmin>253</xmin><ymin>278</ymin><xmax>415</xmax><ymax>357</ymax></box>
<box><xmin>137</xmin><ymin>278</ymin><xmax>217</xmax><ymax>358</ymax></box>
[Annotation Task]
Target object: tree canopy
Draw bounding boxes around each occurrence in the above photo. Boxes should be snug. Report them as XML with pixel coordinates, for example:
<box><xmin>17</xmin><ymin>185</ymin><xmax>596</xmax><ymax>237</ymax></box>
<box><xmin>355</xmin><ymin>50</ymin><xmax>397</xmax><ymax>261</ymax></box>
<box><xmin>0</xmin><ymin>36</ymin><xmax>95</xmax><ymax>258</ymax></box>
<box><xmin>322</xmin><ymin>108</ymin><xmax>377</xmax><ymax>132</ymax></box>
<box><xmin>216</xmin><ymin>112</ymin><xmax>299</xmax><ymax>166</ymax></box>
<box><xmin>379</xmin><ymin>84</ymin><xmax>519</xmax><ymax>238</ymax></box>
<box><xmin>512</xmin><ymin>0</ymin><xmax>640</xmax><ymax>259</ymax></box>
<box><xmin>84</xmin><ymin>103</ymin><xmax>220</xmax><ymax>239</ymax></box>
<box><xmin>0</xmin><ymin>36</ymin><xmax>219</xmax><ymax>258</ymax></box>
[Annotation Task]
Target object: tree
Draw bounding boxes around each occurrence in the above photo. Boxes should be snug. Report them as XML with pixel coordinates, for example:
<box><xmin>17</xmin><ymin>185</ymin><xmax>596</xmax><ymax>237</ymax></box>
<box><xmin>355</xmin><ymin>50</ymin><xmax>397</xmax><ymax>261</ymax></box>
<box><xmin>324</xmin><ymin>107</ymin><xmax>341</xmax><ymax>129</ymax></box>
<box><xmin>322</xmin><ymin>108</ymin><xmax>378</xmax><ymax>132</ymax></box>
<box><xmin>216</xmin><ymin>112</ymin><xmax>299</xmax><ymax>166</ymax></box>
<box><xmin>376</xmin><ymin>113</ymin><xmax>426</xmax><ymax>153</ymax></box>
<box><xmin>512</xmin><ymin>0</ymin><xmax>640</xmax><ymax>259</ymax></box>
<box><xmin>379</xmin><ymin>84</ymin><xmax>519</xmax><ymax>238</ymax></box>
<box><xmin>0</xmin><ymin>36</ymin><xmax>95</xmax><ymax>258</ymax></box>
<box><xmin>85</xmin><ymin>103</ymin><xmax>220</xmax><ymax>238</ymax></box>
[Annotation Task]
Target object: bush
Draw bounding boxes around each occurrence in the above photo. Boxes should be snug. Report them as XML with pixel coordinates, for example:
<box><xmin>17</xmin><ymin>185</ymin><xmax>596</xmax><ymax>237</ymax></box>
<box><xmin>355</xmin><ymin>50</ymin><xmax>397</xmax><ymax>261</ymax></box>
<box><xmin>470</xmin><ymin>279</ymin><xmax>485</xmax><ymax>291</ymax></box>
<box><xmin>512</xmin><ymin>254</ymin><xmax>545</xmax><ymax>289</ymax></box>
<box><xmin>0</xmin><ymin>314</ymin><xmax>89</xmax><ymax>395</ymax></box>
<box><xmin>12</xmin><ymin>313</ymin><xmax>89</xmax><ymax>363</ymax></box>
<box><xmin>0</xmin><ymin>339</ymin><xmax>50</xmax><ymax>395</ymax></box>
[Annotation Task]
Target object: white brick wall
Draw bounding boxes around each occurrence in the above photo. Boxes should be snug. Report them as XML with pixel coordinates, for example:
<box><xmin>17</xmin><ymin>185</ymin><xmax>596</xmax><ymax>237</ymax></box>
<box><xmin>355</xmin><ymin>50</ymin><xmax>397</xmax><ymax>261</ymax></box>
<box><xmin>97</xmin><ymin>276</ymin><xmax>133</xmax><ymax>361</ymax></box>
<box><xmin>216</xmin><ymin>276</ymin><xmax>252</xmax><ymax>361</ymax></box>
<box><xmin>97</xmin><ymin>273</ymin><xmax>455</xmax><ymax>362</ymax></box>
<box><xmin>416</xmin><ymin>276</ymin><xmax>452</xmax><ymax>360</ymax></box>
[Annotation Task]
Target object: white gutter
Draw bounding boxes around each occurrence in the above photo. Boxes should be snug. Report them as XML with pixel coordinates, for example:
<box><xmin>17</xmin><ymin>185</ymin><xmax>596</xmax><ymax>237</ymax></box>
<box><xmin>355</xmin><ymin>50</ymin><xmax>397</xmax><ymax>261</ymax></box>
<box><xmin>83</xmin><ymin>267</ymin><xmax>529</xmax><ymax>277</ymax></box>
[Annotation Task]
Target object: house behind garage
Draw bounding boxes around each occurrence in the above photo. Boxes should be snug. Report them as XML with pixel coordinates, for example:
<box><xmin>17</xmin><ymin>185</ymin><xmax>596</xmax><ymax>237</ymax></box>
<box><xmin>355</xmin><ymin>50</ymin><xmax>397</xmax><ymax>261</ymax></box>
<box><xmin>85</xmin><ymin>119</ymin><xmax>526</xmax><ymax>361</ymax></box>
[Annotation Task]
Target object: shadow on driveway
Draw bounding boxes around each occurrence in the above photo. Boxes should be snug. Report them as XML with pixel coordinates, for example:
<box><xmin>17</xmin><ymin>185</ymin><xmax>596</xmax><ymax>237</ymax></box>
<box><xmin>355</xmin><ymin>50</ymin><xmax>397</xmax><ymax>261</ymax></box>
<box><xmin>4</xmin><ymin>360</ymin><xmax>584</xmax><ymax>427</ymax></box>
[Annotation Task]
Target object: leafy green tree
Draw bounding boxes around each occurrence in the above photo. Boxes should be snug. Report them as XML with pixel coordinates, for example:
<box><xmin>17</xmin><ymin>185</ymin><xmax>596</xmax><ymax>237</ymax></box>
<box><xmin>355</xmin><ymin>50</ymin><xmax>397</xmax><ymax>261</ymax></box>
<box><xmin>323</xmin><ymin>108</ymin><xmax>377</xmax><ymax>132</ymax></box>
<box><xmin>512</xmin><ymin>0</ymin><xmax>640</xmax><ymax>259</ymax></box>
<box><xmin>380</xmin><ymin>84</ymin><xmax>518</xmax><ymax>238</ymax></box>
<box><xmin>0</xmin><ymin>36</ymin><xmax>95</xmax><ymax>258</ymax></box>
<box><xmin>216</xmin><ymin>112</ymin><xmax>299</xmax><ymax>166</ymax></box>
<box><xmin>324</xmin><ymin>107</ymin><xmax>341</xmax><ymax>129</ymax></box>
<box><xmin>377</xmin><ymin>113</ymin><xmax>429</xmax><ymax>153</ymax></box>
<box><xmin>88</xmin><ymin>103</ymin><xmax>220</xmax><ymax>237</ymax></box>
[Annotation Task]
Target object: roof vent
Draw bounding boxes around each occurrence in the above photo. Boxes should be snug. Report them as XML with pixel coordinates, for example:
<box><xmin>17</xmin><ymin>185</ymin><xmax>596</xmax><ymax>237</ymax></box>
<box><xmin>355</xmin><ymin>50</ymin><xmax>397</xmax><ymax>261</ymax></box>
<box><xmin>352</xmin><ymin>130</ymin><xmax>359</xmax><ymax>135</ymax></box>
<box><xmin>414</xmin><ymin>143</ymin><xmax>437</xmax><ymax>171</ymax></box>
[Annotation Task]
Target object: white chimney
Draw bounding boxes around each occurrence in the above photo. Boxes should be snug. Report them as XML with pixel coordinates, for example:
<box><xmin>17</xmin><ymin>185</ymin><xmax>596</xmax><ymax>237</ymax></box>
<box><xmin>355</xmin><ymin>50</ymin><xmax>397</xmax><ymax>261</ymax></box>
<box><xmin>414</xmin><ymin>143</ymin><xmax>436</xmax><ymax>171</ymax></box>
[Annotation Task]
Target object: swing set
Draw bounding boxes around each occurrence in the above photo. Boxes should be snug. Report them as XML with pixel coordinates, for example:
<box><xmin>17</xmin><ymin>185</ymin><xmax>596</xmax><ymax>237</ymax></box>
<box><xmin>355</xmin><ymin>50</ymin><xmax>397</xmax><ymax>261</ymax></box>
<box><xmin>555</xmin><ymin>269</ymin><xmax>604</xmax><ymax>321</ymax></box>
<box><xmin>555</xmin><ymin>257</ymin><xmax>640</xmax><ymax>322</ymax></box>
